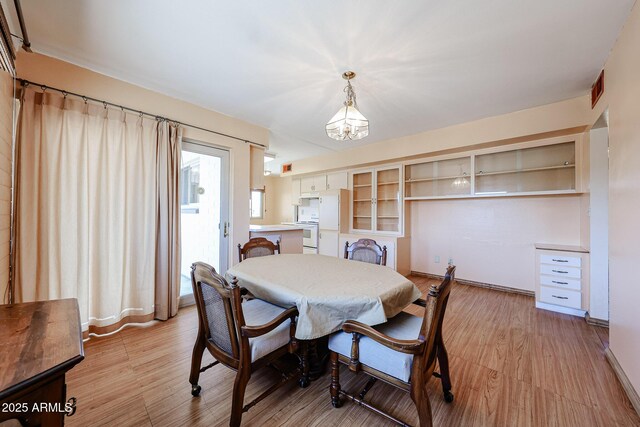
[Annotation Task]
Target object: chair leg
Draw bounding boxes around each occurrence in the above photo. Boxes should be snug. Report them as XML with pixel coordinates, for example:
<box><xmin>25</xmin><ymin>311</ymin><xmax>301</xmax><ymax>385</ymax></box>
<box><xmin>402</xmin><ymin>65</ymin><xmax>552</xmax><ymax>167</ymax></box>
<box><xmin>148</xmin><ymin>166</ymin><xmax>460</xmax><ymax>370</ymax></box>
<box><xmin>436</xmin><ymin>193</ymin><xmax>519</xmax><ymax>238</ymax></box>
<box><xmin>298</xmin><ymin>341</ymin><xmax>310</xmax><ymax>388</ymax></box>
<box><xmin>330</xmin><ymin>351</ymin><xmax>342</xmax><ymax>408</ymax></box>
<box><xmin>410</xmin><ymin>384</ymin><xmax>433</xmax><ymax>427</ymax></box>
<box><xmin>436</xmin><ymin>334</ymin><xmax>454</xmax><ymax>403</ymax></box>
<box><xmin>189</xmin><ymin>332</ymin><xmax>206</xmax><ymax>396</ymax></box>
<box><xmin>230</xmin><ymin>369</ymin><xmax>251</xmax><ymax>427</ymax></box>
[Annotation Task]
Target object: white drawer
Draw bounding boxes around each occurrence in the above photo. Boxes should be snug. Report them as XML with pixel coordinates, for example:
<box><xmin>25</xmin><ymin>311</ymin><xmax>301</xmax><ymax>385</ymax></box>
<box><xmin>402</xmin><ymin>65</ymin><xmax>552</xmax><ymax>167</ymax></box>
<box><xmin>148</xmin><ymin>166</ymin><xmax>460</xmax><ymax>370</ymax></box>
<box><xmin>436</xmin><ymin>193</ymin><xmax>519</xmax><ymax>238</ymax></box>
<box><xmin>540</xmin><ymin>275</ymin><xmax>581</xmax><ymax>291</ymax></box>
<box><xmin>540</xmin><ymin>254</ymin><xmax>581</xmax><ymax>268</ymax></box>
<box><xmin>540</xmin><ymin>264</ymin><xmax>581</xmax><ymax>279</ymax></box>
<box><xmin>539</xmin><ymin>286</ymin><xmax>582</xmax><ymax>309</ymax></box>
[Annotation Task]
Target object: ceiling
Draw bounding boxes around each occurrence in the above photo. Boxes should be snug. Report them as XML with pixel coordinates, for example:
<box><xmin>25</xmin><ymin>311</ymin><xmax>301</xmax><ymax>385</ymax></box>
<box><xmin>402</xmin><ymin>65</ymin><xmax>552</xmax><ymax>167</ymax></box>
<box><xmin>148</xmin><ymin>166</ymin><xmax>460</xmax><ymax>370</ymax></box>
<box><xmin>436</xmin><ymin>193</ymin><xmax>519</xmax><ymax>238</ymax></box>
<box><xmin>9</xmin><ymin>0</ymin><xmax>636</xmax><ymax>173</ymax></box>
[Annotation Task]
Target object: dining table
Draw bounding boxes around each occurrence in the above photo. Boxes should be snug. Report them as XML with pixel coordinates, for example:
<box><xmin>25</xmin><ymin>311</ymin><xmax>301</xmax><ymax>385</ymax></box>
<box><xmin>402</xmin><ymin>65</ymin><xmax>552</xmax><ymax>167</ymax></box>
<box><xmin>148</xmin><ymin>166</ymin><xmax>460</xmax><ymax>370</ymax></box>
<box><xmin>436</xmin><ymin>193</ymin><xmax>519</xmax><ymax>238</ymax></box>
<box><xmin>226</xmin><ymin>254</ymin><xmax>422</xmax><ymax>340</ymax></box>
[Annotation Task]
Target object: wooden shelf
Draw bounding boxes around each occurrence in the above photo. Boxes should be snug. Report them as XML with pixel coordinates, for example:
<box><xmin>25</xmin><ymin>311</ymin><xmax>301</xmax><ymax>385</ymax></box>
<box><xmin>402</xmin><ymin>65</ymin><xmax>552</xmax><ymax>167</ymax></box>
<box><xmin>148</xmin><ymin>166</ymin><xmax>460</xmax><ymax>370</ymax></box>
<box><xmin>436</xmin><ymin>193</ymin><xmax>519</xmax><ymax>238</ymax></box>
<box><xmin>353</xmin><ymin>184</ymin><xmax>372</xmax><ymax>188</ymax></box>
<box><xmin>476</xmin><ymin>164</ymin><xmax>575</xmax><ymax>177</ymax></box>
<box><xmin>353</xmin><ymin>199</ymin><xmax>372</xmax><ymax>202</ymax></box>
<box><xmin>377</xmin><ymin>216</ymin><xmax>399</xmax><ymax>219</ymax></box>
<box><xmin>377</xmin><ymin>198</ymin><xmax>398</xmax><ymax>202</ymax></box>
<box><xmin>377</xmin><ymin>181</ymin><xmax>399</xmax><ymax>186</ymax></box>
<box><xmin>353</xmin><ymin>215</ymin><xmax>372</xmax><ymax>218</ymax></box>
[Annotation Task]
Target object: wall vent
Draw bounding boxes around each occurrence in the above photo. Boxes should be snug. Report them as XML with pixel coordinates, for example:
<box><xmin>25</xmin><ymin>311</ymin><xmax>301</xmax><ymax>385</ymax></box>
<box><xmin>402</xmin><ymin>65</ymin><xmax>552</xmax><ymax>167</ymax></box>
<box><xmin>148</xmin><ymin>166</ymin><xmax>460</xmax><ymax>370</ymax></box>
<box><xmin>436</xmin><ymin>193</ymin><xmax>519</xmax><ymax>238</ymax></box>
<box><xmin>591</xmin><ymin>70</ymin><xmax>604</xmax><ymax>109</ymax></box>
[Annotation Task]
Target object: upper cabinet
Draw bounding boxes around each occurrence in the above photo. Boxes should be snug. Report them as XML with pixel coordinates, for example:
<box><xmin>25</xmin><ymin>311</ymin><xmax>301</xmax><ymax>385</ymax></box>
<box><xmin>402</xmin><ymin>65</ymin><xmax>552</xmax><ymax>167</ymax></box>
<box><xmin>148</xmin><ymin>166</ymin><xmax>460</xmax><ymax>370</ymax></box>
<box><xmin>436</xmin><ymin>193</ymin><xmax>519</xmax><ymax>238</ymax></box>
<box><xmin>300</xmin><ymin>174</ymin><xmax>327</xmax><ymax>194</ymax></box>
<box><xmin>474</xmin><ymin>141</ymin><xmax>576</xmax><ymax>195</ymax></box>
<box><xmin>404</xmin><ymin>138</ymin><xmax>582</xmax><ymax>200</ymax></box>
<box><xmin>297</xmin><ymin>171</ymin><xmax>348</xmax><ymax>197</ymax></box>
<box><xmin>292</xmin><ymin>178</ymin><xmax>301</xmax><ymax>204</ymax></box>
<box><xmin>405</xmin><ymin>156</ymin><xmax>472</xmax><ymax>199</ymax></box>
<box><xmin>351</xmin><ymin>165</ymin><xmax>402</xmax><ymax>234</ymax></box>
<box><xmin>326</xmin><ymin>171</ymin><xmax>348</xmax><ymax>190</ymax></box>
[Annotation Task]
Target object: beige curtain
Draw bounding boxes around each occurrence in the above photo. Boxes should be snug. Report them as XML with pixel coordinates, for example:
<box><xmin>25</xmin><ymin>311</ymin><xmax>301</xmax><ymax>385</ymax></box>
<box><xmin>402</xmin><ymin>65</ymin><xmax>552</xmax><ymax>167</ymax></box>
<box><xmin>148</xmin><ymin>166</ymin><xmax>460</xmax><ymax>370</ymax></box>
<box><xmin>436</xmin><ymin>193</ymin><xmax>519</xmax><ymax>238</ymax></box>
<box><xmin>13</xmin><ymin>87</ymin><xmax>182</xmax><ymax>334</ymax></box>
<box><xmin>154</xmin><ymin>121</ymin><xmax>182</xmax><ymax>320</ymax></box>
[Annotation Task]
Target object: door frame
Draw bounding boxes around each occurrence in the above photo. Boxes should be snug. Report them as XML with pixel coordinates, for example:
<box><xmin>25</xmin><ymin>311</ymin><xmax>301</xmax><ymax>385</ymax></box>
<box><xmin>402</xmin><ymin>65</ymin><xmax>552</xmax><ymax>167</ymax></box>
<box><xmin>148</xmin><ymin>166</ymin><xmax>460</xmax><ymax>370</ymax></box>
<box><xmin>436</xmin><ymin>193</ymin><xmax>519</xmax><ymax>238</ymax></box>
<box><xmin>180</xmin><ymin>139</ymin><xmax>230</xmax><ymax>307</ymax></box>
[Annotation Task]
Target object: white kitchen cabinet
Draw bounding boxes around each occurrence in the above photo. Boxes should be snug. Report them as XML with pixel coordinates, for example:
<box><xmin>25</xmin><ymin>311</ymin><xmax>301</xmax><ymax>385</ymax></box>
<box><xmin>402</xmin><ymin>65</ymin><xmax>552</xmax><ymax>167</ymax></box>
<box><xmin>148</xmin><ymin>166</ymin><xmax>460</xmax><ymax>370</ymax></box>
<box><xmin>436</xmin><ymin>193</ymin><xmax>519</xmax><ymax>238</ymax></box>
<box><xmin>535</xmin><ymin>244</ymin><xmax>589</xmax><ymax>316</ymax></box>
<box><xmin>300</xmin><ymin>175</ymin><xmax>327</xmax><ymax>194</ymax></box>
<box><xmin>291</xmin><ymin>178</ymin><xmax>301</xmax><ymax>205</ymax></box>
<box><xmin>326</xmin><ymin>171</ymin><xmax>348</xmax><ymax>190</ymax></box>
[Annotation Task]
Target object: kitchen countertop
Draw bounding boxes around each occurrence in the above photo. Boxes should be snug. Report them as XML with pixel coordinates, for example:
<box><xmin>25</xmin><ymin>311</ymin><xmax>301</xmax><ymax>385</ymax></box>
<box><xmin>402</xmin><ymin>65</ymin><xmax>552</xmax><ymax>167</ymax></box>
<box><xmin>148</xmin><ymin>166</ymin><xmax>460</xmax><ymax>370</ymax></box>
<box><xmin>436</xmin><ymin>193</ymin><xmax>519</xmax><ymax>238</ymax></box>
<box><xmin>535</xmin><ymin>243</ymin><xmax>589</xmax><ymax>253</ymax></box>
<box><xmin>250</xmin><ymin>224</ymin><xmax>305</xmax><ymax>232</ymax></box>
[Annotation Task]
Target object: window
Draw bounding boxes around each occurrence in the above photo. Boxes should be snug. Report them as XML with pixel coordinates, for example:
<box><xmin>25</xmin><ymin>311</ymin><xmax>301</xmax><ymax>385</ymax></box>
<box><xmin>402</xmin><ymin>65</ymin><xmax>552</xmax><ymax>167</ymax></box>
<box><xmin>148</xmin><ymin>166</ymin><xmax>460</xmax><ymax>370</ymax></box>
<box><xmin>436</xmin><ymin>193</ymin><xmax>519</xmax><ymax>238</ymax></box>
<box><xmin>250</xmin><ymin>190</ymin><xmax>264</xmax><ymax>219</ymax></box>
<box><xmin>181</xmin><ymin>162</ymin><xmax>200</xmax><ymax>206</ymax></box>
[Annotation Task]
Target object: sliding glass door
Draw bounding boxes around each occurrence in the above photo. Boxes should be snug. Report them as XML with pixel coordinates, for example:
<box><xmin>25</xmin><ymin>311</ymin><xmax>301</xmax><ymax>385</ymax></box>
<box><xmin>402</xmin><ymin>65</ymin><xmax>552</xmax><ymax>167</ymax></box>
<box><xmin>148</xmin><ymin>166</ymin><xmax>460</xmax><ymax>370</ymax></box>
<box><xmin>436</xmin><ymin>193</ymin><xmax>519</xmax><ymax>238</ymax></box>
<box><xmin>179</xmin><ymin>140</ymin><xmax>230</xmax><ymax>306</ymax></box>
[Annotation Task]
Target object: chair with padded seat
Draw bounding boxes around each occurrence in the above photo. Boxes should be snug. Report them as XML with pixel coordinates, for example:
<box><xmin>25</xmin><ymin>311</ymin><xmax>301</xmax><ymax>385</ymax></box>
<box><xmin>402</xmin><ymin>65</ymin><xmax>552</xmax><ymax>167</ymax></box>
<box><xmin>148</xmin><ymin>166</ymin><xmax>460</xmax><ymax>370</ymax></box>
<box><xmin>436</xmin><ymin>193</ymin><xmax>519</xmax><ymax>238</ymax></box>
<box><xmin>344</xmin><ymin>238</ymin><xmax>387</xmax><ymax>266</ymax></box>
<box><xmin>189</xmin><ymin>262</ymin><xmax>301</xmax><ymax>427</ymax></box>
<box><xmin>238</xmin><ymin>237</ymin><xmax>281</xmax><ymax>262</ymax></box>
<box><xmin>328</xmin><ymin>265</ymin><xmax>456</xmax><ymax>427</ymax></box>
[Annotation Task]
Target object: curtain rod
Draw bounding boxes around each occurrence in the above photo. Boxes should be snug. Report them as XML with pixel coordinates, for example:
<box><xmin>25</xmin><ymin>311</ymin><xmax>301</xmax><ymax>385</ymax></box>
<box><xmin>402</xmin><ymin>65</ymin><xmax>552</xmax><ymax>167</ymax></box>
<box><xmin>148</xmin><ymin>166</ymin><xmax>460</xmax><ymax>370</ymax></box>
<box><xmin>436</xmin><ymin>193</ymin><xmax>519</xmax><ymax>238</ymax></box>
<box><xmin>13</xmin><ymin>0</ymin><xmax>31</xmax><ymax>52</ymax></box>
<box><xmin>17</xmin><ymin>78</ymin><xmax>268</xmax><ymax>149</ymax></box>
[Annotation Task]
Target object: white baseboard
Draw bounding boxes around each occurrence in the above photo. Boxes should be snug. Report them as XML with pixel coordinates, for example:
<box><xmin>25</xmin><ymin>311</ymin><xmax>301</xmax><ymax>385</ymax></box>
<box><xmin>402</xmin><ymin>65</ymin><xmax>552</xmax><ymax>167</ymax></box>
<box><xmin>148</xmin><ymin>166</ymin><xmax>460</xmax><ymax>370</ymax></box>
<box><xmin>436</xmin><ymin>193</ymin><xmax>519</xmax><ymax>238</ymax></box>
<box><xmin>605</xmin><ymin>347</ymin><xmax>640</xmax><ymax>417</ymax></box>
<box><xmin>535</xmin><ymin>301</ymin><xmax>586</xmax><ymax>317</ymax></box>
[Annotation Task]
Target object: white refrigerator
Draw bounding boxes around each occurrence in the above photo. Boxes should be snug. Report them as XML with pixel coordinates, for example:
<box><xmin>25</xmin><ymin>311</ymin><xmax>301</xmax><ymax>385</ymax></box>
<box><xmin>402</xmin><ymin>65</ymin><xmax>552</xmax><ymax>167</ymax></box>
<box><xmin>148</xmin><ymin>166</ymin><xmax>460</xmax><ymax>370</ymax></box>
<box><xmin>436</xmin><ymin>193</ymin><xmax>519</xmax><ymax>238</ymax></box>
<box><xmin>318</xmin><ymin>189</ymin><xmax>350</xmax><ymax>257</ymax></box>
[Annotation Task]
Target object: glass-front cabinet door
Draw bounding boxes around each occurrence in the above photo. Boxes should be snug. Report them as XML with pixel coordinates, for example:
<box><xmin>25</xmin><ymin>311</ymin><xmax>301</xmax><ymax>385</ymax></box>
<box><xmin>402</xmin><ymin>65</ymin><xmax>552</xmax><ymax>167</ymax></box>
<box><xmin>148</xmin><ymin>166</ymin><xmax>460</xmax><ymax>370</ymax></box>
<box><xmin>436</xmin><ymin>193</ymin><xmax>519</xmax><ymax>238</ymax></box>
<box><xmin>352</xmin><ymin>170</ymin><xmax>373</xmax><ymax>231</ymax></box>
<box><xmin>351</xmin><ymin>166</ymin><xmax>403</xmax><ymax>234</ymax></box>
<box><xmin>376</xmin><ymin>167</ymin><xmax>400</xmax><ymax>233</ymax></box>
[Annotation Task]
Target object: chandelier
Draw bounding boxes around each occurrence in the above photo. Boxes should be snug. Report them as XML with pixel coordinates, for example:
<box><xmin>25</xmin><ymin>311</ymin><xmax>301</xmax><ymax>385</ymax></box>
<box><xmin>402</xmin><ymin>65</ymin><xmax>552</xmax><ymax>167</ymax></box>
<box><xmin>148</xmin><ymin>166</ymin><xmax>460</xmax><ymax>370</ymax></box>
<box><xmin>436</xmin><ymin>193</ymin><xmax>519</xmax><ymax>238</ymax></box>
<box><xmin>325</xmin><ymin>71</ymin><xmax>369</xmax><ymax>141</ymax></box>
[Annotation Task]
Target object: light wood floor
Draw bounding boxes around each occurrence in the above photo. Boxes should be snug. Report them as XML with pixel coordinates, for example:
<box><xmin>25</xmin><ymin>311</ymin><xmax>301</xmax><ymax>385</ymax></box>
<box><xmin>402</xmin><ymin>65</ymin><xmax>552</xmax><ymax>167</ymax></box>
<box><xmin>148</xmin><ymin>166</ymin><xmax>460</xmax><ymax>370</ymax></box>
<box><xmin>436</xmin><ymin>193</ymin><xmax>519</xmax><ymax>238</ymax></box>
<box><xmin>66</xmin><ymin>276</ymin><xmax>640</xmax><ymax>427</ymax></box>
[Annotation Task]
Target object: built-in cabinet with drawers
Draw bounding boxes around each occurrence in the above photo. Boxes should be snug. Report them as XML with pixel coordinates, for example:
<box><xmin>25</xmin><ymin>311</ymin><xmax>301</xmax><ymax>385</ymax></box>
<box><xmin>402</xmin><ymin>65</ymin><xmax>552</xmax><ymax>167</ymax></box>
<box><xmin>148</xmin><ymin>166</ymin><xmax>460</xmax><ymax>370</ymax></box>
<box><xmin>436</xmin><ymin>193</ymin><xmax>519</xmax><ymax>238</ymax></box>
<box><xmin>351</xmin><ymin>165</ymin><xmax>402</xmax><ymax>234</ymax></box>
<box><xmin>535</xmin><ymin>244</ymin><xmax>590</xmax><ymax>316</ymax></box>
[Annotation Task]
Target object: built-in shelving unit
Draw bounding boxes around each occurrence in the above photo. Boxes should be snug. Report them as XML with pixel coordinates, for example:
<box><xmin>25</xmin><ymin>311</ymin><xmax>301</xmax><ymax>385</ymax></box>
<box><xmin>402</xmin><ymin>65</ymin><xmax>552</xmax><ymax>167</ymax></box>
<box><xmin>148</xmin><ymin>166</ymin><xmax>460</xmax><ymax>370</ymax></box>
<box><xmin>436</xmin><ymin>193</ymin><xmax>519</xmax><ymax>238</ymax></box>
<box><xmin>405</xmin><ymin>156</ymin><xmax>472</xmax><ymax>199</ymax></box>
<box><xmin>404</xmin><ymin>140</ymin><xmax>579</xmax><ymax>200</ymax></box>
<box><xmin>475</xmin><ymin>142</ymin><xmax>576</xmax><ymax>194</ymax></box>
<box><xmin>351</xmin><ymin>166</ymin><xmax>402</xmax><ymax>234</ymax></box>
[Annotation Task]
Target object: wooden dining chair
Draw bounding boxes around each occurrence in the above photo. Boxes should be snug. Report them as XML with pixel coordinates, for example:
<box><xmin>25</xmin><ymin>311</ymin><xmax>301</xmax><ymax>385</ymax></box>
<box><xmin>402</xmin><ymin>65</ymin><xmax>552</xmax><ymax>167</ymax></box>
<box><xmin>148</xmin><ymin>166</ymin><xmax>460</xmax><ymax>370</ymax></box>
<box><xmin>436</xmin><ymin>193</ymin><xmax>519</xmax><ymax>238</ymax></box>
<box><xmin>238</xmin><ymin>237</ymin><xmax>281</xmax><ymax>262</ymax></box>
<box><xmin>328</xmin><ymin>265</ymin><xmax>456</xmax><ymax>427</ymax></box>
<box><xmin>189</xmin><ymin>262</ymin><xmax>300</xmax><ymax>427</ymax></box>
<box><xmin>344</xmin><ymin>238</ymin><xmax>387</xmax><ymax>266</ymax></box>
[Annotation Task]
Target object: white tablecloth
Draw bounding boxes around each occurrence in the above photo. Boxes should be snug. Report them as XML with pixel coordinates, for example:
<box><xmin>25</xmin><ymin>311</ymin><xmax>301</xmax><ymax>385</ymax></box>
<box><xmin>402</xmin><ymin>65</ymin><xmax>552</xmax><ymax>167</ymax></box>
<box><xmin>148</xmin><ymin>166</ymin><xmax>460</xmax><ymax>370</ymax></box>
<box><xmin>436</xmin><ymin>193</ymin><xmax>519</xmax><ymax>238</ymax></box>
<box><xmin>226</xmin><ymin>254</ymin><xmax>421</xmax><ymax>340</ymax></box>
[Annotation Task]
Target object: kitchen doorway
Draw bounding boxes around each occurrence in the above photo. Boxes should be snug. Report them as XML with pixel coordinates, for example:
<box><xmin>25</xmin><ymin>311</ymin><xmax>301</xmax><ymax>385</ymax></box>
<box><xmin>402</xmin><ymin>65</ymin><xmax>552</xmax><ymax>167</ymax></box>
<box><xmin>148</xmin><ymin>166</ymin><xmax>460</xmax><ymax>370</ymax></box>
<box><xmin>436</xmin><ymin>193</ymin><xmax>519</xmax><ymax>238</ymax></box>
<box><xmin>179</xmin><ymin>141</ymin><xmax>230</xmax><ymax>306</ymax></box>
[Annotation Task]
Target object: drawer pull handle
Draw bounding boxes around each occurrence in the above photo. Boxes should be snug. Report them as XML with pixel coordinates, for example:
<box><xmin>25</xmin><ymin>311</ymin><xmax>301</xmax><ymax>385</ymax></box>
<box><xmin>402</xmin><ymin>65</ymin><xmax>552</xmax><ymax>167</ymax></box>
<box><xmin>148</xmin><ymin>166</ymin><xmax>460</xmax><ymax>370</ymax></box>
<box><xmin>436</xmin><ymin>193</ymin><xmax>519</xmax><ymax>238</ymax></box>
<box><xmin>552</xmin><ymin>295</ymin><xmax>569</xmax><ymax>300</ymax></box>
<box><xmin>552</xmin><ymin>270</ymin><xmax>568</xmax><ymax>274</ymax></box>
<box><xmin>552</xmin><ymin>259</ymin><xmax>569</xmax><ymax>263</ymax></box>
<box><xmin>552</xmin><ymin>281</ymin><xmax>569</xmax><ymax>285</ymax></box>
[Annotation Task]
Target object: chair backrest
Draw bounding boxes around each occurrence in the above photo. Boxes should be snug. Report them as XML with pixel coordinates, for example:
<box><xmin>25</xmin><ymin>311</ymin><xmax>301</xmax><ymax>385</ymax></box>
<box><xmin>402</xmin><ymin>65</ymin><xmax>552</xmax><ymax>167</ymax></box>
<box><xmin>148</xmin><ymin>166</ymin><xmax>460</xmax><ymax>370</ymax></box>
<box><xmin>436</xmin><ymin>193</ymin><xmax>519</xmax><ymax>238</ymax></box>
<box><xmin>238</xmin><ymin>237</ymin><xmax>281</xmax><ymax>262</ymax></box>
<box><xmin>344</xmin><ymin>239</ymin><xmax>387</xmax><ymax>266</ymax></box>
<box><xmin>191</xmin><ymin>262</ymin><xmax>243</xmax><ymax>366</ymax></box>
<box><xmin>415</xmin><ymin>265</ymin><xmax>456</xmax><ymax>375</ymax></box>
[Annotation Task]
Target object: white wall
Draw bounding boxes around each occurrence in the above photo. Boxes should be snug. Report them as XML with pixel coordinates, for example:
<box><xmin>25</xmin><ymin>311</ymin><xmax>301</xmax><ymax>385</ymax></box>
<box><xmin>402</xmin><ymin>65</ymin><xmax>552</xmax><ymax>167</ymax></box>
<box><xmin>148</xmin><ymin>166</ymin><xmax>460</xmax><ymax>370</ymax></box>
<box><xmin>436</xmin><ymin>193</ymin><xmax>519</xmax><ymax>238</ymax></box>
<box><xmin>588</xmin><ymin>0</ymin><xmax>640</xmax><ymax>397</ymax></box>
<box><xmin>589</xmin><ymin>126</ymin><xmax>609</xmax><ymax>321</ymax></box>
<box><xmin>410</xmin><ymin>196</ymin><xmax>582</xmax><ymax>291</ymax></box>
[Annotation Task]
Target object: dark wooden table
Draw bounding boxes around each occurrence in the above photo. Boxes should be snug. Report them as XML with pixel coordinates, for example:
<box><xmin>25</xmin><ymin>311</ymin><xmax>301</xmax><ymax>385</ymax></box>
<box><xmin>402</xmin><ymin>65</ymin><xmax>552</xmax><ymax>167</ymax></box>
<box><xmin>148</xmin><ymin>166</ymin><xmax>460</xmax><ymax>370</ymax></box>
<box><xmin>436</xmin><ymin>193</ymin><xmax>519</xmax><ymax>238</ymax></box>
<box><xmin>0</xmin><ymin>299</ymin><xmax>84</xmax><ymax>426</ymax></box>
